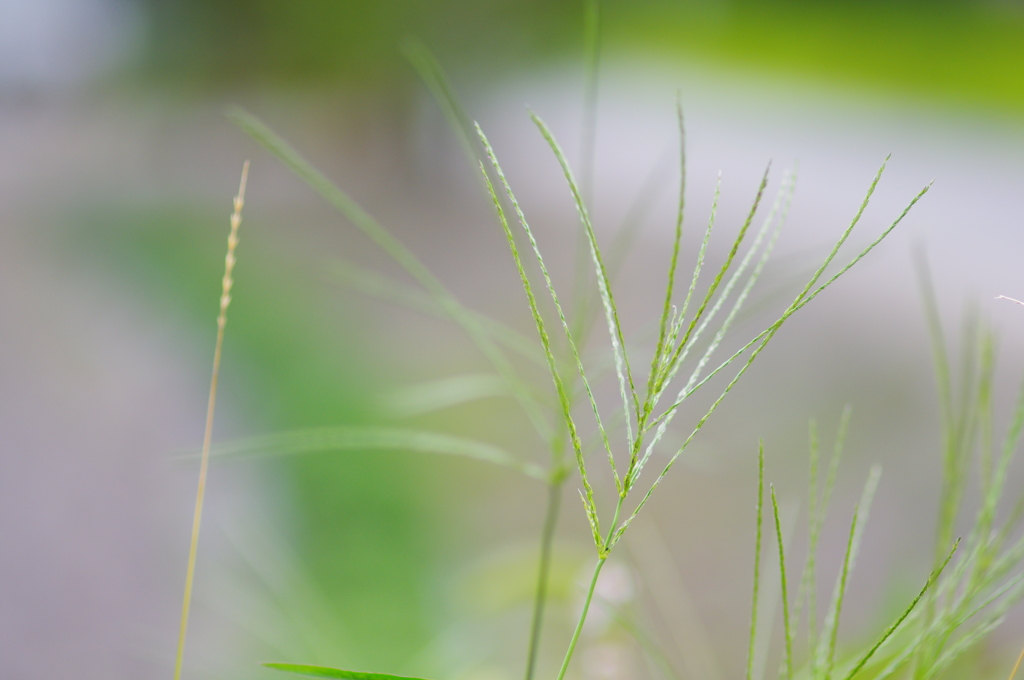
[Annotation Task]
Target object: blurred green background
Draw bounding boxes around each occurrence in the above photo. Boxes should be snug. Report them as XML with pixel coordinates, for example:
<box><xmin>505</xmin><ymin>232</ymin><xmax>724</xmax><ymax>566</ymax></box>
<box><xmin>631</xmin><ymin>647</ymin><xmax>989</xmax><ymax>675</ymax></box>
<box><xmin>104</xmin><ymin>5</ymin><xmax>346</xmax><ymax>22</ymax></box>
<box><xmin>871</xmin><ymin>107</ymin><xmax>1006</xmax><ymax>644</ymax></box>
<box><xmin>4</xmin><ymin>1</ymin><xmax>1024</xmax><ymax>679</ymax></box>
<box><xmin>135</xmin><ymin>0</ymin><xmax>1024</xmax><ymax>114</ymax></box>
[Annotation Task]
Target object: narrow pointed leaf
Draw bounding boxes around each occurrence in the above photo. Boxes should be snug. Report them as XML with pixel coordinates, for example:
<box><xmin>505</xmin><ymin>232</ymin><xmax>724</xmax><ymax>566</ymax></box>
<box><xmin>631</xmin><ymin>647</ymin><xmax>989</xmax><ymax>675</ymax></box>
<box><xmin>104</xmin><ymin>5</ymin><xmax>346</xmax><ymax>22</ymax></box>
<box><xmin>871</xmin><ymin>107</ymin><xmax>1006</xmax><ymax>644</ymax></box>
<box><xmin>227</xmin><ymin>107</ymin><xmax>551</xmax><ymax>441</ymax></box>
<box><xmin>265</xmin><ymin>664</ymin><xmax>431</xmax><ymax>680</ymax></box>
<box><xmin>209</xmin><ymin>426</ymin><xmax>546</xmax><ymax>480</ymax></box>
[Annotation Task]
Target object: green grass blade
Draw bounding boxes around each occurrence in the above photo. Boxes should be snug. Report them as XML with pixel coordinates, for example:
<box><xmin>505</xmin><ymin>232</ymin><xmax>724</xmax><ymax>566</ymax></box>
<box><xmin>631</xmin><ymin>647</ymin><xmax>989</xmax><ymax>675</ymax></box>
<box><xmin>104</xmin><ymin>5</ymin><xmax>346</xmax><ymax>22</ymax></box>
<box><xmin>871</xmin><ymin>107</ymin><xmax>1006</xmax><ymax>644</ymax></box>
<box><xmin>978</xmin><ymin>331</ymin><xmax>996</xmax><ymax>503</ymax></box>
<box><xmin>265</xmin><ymin>664</ymin><xmax>430</xmax><ymax>680</ymax></box>
<box><xmin>327</xmin><ymin>261</ymin><xmax>546</xmax><ymax>366</ymax></box>
<box><xmin>746</xmin><ymin>441</ymin><xmax>766</xmax><ymax>680</ymax></box>
<box><xmin>531</xmin><ymin>112</ymin><xmax>640</xmax><ymax>442</ymax></box>
<box><xmin>840</xmin><ymin>540</ymin><xmax>959</xmax><ymax>680</ymax></box>
<box><xmin>793</xmin><ymin>408</ymin><xmax>853</xmax><ymax>654</ymax></box>
<box><xmin>401</xmin><ymin>39</ymin><xmax>479</xmax><ymax>169</ymax></box>
<box><xmin>208</xmin><ymin>425</ymin><xmax>546</xmax><ymax>480</ymax></box>
<box><xmin>384</xmin><ymin>373</ymin><xmax>509</xmax><ymax>417</ymax></box>
<box><xmin>771</xmin><ymin>484</ymin><xmax>794</xmax><ymax>680</ymax></box>
<box><xmin>478</xmin><ymin>124</ymin><xmax>620</xmax><ymax>492</ymax></box>
<box><xmin>227</xmin><ymin>107</ymin><xmax>552</xmax><ymax>442</ymax></box>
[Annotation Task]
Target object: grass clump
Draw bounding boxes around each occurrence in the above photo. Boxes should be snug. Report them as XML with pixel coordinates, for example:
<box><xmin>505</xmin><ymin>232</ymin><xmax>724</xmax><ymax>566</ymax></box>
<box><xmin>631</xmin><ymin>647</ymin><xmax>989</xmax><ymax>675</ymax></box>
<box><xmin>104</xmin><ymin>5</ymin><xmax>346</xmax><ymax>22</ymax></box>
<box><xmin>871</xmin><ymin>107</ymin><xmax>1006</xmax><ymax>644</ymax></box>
<box><xmin>172</xmin><ymin>14</ymin><xmax>1024</xmax><ymax>680</ymax></box>
<box><xmin>216</xmin><ymin>58</ymin><xmax>934</xmax><ymax>680</ymax></box>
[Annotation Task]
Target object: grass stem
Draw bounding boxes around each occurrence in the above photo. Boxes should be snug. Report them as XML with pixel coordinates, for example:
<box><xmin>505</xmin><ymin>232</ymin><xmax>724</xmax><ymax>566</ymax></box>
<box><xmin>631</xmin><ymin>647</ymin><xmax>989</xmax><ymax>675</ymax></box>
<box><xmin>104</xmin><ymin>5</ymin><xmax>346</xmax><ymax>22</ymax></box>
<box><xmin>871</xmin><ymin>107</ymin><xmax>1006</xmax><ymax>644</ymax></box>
<box><xmin>556</xmin><ymin>557</ymin><xmax>607</xmax><ymax>680</ymax></box>
<box><xmin>173</xmin><ymin>160</ymin><xmax>249</xmax><ymax>680</ymax></box>
<box><xmin>1008</xmin><ymin>642</ymin><xmax>1024</xmax><ymax>680</ymax></box>
<box><xmin>524</xmin><ymin>482</ymin><xmax>563</xmax><ymax>680</ymax></box>
<box><xmin>745</xmin><ymin>441</ymin><xmax>765</xmax><ymax>680</ymax></box>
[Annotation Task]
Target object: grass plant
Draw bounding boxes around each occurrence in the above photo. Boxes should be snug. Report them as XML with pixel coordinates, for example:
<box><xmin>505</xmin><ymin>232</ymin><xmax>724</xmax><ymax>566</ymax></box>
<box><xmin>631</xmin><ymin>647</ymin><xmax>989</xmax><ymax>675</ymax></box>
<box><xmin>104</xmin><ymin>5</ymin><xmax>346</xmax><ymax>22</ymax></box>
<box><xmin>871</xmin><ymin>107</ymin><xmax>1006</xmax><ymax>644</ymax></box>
<box><xmin>174</xmin><ymin>14</ymin><xmax>1024</xmax><ymax>680</ymax></box>
<box><xmin>217</xmin><ymin>62</ymin><xmax>941</xmax><ymax>680</ymax></box>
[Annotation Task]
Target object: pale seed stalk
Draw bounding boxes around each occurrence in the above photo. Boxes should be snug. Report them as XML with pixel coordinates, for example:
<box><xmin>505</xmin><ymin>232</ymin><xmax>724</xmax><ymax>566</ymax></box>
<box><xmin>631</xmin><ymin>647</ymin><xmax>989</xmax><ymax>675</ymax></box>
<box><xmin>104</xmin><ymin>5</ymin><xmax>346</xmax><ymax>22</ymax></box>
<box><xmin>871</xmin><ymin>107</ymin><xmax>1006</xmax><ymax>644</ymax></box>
<box><xmin>173</xmin><ymin>160</ymin><xmax>249</xmax><ymax>680</ymax></box>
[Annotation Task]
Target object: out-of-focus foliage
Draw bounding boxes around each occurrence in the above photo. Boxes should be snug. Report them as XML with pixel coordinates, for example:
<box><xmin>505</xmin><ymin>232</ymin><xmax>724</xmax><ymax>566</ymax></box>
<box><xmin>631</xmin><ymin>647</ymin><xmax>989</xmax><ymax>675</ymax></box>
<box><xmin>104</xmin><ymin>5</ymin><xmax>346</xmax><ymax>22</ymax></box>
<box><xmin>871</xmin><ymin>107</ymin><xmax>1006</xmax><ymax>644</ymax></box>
<box><xmin>137</xmin><ymin>0</ymin><xmax>1024</xmax><ymax>114</ymax></box>
<box><xmin>137</xmin><ymin>0</ymin><xmax>584</xmax><ymax>88</ymax></box>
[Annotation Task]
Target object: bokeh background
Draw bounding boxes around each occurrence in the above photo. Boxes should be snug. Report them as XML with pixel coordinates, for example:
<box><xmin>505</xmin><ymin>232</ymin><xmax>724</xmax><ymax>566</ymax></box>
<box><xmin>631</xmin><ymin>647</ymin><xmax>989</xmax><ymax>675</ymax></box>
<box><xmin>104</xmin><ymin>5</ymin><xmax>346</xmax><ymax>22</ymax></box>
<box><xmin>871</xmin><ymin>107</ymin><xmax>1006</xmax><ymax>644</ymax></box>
<box><xmin>4</xmin><ymin>1</ymin><xmax>1024</xmax><ymax>678</ymax></box>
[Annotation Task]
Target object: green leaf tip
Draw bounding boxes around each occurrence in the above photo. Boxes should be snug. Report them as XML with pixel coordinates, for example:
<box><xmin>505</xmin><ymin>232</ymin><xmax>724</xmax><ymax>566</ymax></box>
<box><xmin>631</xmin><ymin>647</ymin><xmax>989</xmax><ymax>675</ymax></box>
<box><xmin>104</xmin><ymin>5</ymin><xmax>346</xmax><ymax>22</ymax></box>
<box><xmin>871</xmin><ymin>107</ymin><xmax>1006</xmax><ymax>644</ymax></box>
<box><xmin>264</xmin><ymin>664</ymin><xmax>433</xmax><ymax>680</ymax></box>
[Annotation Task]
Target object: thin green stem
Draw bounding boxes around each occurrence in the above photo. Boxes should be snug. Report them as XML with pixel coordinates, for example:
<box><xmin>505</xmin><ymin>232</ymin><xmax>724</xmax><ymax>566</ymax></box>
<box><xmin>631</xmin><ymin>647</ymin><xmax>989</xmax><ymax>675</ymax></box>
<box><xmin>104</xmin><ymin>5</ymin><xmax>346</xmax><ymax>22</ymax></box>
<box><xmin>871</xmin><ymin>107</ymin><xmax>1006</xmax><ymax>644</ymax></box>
<box><xmin>556</xmin><ymin>557</ymin><xmax>607</xmax><ymax>680</ymax></box>
<box><xmin>525</xmin><ymin>482</ymin><xmax>563</xmax><ymax>680</ymax></box>
<box><xmin>746</xmin><ymin>441</ymin><xmax>765</xmax><ymax>680</ymax></box>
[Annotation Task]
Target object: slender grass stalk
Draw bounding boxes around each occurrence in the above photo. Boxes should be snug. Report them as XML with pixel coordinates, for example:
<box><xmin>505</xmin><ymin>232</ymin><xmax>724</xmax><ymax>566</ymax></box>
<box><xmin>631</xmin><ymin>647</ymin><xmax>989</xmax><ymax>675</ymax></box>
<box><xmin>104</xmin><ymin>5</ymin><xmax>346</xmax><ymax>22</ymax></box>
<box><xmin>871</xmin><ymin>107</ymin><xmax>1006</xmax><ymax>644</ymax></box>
<box><xmin>1008</xmin><ymin>643</ymin><xmax>1024</xmax><ymax>680</ymax></box>
<box><xmin>208</xmin><ymin>425</ymin><xmax>546</xmax><ymax>480</ymax></box>
<box><xmin>401</xmin><ymin>39</ymin><xmax>479</xmax><ymax>168</ymax></box>
<box><xmin>746</xmin><ymin>441</ymin><xmax>765</xmax><ymax>680</ymax></box>
<box><xmin>556</xmin><ymin>557</ymin><xmax>607</xmax><ymax>680</ymax></box>
<box><xmin>173</xmin><ymin>160</ymin><xmax>249</xmax><ymax>680</ymax></box>
<box><xmin>525</xmin><ymin>483</ymin><xmax>562</xmax><ymax>680</ymax></box>
<box><xmin>771</xmin><ymin>485</ymin><xmax>794</xmax><ymax>680</ymax></box>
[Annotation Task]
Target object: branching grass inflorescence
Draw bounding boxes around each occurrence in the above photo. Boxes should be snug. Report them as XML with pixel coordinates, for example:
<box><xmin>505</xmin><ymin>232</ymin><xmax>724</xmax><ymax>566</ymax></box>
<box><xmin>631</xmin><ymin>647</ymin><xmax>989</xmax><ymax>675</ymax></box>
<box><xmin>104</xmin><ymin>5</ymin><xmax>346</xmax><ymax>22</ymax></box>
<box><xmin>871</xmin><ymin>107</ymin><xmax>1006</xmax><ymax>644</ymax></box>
<box><xmin>222</xmin><ymin>71</ymin><xmax>940</xmax><ymax>679</ymax></box>
<box><xmin>190</xmin><ymin>40</ymin><xmax>1024</xmax><ymax>680</ymax></box>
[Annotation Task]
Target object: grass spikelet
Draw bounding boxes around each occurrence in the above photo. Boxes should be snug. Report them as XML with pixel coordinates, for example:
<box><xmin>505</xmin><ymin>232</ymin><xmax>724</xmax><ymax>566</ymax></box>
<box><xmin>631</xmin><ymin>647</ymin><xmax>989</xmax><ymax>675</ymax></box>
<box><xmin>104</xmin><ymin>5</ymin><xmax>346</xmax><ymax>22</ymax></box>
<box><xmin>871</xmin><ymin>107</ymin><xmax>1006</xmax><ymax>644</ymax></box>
<box><xmin>531</xmin><ymin>112</ymin><xmax>640</xmax><ymax>443</ymax></box>
<box><xmin>648</xmin><ymin>96</ymin><xmax>686</xmax><ymax>404</ymax></box>
<box><xmin>477</xmin><ymin>124</ymin><xmax>618</xmax><ymax>492</ymax></box>
<box><xmin>173</xmin><ymin>160</ymin><xmax>249</xmax><ymax>680</ymax></box>
<box><xmin>771</xmin><ymin>484</ymin><xmax>794</xmax><ymax>680</ymax></box>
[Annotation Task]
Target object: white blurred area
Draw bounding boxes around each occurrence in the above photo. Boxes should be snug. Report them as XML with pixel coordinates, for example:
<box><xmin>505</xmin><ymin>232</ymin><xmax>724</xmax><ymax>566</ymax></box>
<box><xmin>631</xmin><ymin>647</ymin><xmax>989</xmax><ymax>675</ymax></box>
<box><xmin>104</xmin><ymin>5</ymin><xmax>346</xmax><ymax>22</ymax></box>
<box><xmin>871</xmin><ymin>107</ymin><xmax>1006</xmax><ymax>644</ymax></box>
<box><xmin>0</xmin><ymin>0</ymin><xmax>142</xmax><ymax>91</ymax></box>
<box><xmin>3</xmin><ymin>7</ymin><xmax>1024</xmax><ymax>677</ymax></box>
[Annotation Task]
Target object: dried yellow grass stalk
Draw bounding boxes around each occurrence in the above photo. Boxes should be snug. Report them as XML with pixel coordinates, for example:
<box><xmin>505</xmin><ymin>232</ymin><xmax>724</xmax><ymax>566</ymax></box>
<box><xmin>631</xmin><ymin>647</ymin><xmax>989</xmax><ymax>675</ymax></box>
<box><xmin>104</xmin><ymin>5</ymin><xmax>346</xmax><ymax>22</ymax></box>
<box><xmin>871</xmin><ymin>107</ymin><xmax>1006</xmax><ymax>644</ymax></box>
<box><xmin>173</xmin><ymin>160</ymin><xmax>249</xmax><ymax>680</ymax></box>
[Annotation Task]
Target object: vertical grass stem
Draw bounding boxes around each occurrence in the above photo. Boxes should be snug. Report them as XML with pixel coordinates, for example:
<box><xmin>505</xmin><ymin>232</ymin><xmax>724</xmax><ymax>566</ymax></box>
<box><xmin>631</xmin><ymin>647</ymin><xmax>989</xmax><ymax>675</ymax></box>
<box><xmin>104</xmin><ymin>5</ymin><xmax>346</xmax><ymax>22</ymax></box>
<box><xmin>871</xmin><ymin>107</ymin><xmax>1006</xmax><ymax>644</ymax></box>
<box><xmin>173</xmin><ymin>160</ymin><xmax>249</xmax><ymax>680</ymax></box>
<box><xmin>525</xmin><ymin>483</ymin><xmax>563</xmax><ymax>680</ymax></box>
